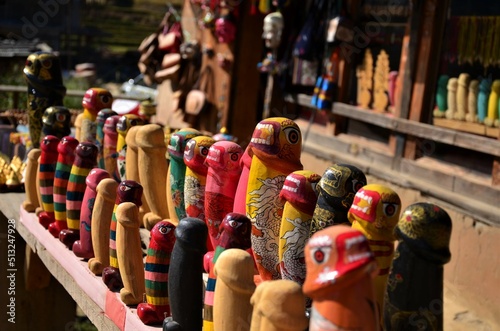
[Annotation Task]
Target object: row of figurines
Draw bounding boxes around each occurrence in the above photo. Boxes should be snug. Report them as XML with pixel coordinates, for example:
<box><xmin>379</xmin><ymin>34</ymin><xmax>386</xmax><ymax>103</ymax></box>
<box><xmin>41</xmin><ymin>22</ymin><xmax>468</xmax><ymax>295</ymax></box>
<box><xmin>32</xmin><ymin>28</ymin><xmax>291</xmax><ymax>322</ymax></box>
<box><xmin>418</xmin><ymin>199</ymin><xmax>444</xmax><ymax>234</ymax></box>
<box><xmin>433</xmin><ymin>73</ymin><xmax>500</xmax><ymax>127</ymax></box>
<box><xmin>22</xmin><ymin>114</ymin><xmax>452</xmax><ymax>330</ymax></box>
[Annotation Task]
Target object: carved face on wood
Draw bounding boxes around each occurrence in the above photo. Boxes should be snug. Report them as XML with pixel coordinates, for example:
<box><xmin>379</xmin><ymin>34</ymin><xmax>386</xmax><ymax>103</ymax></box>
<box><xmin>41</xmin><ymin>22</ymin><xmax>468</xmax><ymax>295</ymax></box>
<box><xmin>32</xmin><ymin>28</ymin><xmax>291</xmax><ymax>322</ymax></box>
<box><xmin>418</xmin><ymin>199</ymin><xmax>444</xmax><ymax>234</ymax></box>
<box><xmin>117</xmin><ymin>180</ymin><xmax>143</xmax><ymax>206</ymax></box>
<box><xmin>168</xmin><ymin>128</ymin><xmax>202</xmax><ymax>161</ymax></box>
<box><xmin>23</xmin><ymin>51</ymin><xmax>65</xmax><ymax>91</ymax></box>
<box><xmin>151</xmin><ymin>220</ymin><xmax>176</xmax><ymax>251</ymax></box>
<box><xmin>82</xmin><ymin>88</ymin><xmax>113</xmax><ymax>115</ymax></box>
<box><xmin>184</xmin><ymin>136</ymin><xmax>215</xmax><ymax>175</ymax></box>
<box><xmin>41</xmin><ymin>135</ymin><xmax>60</xmax><ymax>154</ymax></box>
<box><xmin>280</xmin><ymin>170</ymin><xmax>321</xmax><ymax>215</ymax></box>
<box><xmin>57</xmin><ymin>136</ymin><xmax>79</xmax><ymax>155</ymax></box>
<box><xmin>205</xmin><ymin>141</ymin><xmax>243</xmax><ymax>173</ymax></box>
<box><xmin>262</xmin><ymin>12</ymin><xmax>284</xmax><ymax>49</ymax></box>
<box><xmin>218</xmin><ymin>212</ymin><xmax>252</xmax><ymax>249</ymax></box>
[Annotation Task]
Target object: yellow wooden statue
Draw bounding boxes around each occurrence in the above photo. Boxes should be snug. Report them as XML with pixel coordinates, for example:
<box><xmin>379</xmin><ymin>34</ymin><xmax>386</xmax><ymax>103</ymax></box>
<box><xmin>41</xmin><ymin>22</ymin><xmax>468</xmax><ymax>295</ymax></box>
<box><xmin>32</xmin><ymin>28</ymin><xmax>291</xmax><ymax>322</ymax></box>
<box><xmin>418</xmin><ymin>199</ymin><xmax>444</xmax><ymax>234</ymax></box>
<box><xmin>485</xmin><ymin>79</ymin><xmax>500</xmax><ymax>127</ymax></box>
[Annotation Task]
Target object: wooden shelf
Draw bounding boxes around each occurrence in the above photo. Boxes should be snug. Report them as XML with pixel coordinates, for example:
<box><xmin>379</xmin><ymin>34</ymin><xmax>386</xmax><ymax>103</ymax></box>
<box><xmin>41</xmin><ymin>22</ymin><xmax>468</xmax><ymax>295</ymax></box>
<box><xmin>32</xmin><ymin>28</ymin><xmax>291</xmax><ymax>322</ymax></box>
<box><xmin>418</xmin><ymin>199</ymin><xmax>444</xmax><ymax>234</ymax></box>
<box><xmin>433</xmin><ymin>118</ymin><xmax>500</xmax><ymax>139</ymax></box>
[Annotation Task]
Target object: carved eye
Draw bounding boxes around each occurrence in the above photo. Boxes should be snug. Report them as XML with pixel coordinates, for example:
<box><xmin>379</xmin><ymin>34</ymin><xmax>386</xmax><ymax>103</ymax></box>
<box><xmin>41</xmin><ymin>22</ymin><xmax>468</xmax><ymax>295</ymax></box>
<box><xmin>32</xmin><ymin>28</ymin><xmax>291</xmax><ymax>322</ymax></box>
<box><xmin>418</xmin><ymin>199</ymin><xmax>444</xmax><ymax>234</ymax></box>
<box><xmin>230</xmin><ymin>152</ymin><xmax>239</xmax><ymax>161</ymax></box>
<box><xmin>228</xmin><ymin>220</ymin><xmax>238</xmax><ymax>228</ymax></box>
<box><xmin>25</xmin><ymin>59</ymin><xmax>33</xmax><ymax>67</ymax></box>
<box><xmin>56</xmin><ymin>113</ymin><xmax>66</xmax><ymax>122</ymax></box>
<box><xmin>158</xmin><ymin>224</ymin><xmax>172</xmax><ymax>235</ymax></box>
<box><xmin>284</xmin><ymin>127</ymin><xmax>300</xmax><ymax>144</ymax></box>
<box><xmin>383</xmin><ymin>203</ymin><xmax>398</xmax><ymax>217</ymax></box>
<box><xmin>120</xmin><ymin>184</ymin><xmax>131</xmax><ymax>192</ymax></box>
<box><xmin>100</xmin><ymin>94</ymin><xmax>111</xmax><ymax>104</ymax></box>
<box><xmin>310</xmin><ymin>246</ymin><xmax>331</xmax><ymax>264</ymax></box>
<box><xmin>352</xmin><ymin>180</ymin><xmax>364</xmax><ymax>192</ymax></box>
<box><xmin>43</xmin><ymin>139</ymin><xmax>50</xmax><ymax>145</ymax></box>
<box><xmin>41</xmin><ymin>59</ymin><xmax>52</xmax><ymax>68</ymax></box>
<box><xmin>200</xmin><ymin>146</ymin><xmax>209</xmax><ymax>156</ymax></box>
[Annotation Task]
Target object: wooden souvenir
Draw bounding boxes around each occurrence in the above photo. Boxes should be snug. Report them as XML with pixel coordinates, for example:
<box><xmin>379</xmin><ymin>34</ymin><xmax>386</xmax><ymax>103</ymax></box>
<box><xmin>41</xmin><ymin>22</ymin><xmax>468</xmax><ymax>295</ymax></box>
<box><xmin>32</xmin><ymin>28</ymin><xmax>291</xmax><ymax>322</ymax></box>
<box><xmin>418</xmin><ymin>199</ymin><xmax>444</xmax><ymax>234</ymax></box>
<box><xmin>485</xmin><ymin>79</ymin><xmax>500</xmax><ymax>127</ymax></box>
<box><xmin>136</xmin><ymin>124</ymin><xmax>169</xmax><ymax>230</ymax></box>
<box><xmin>21</xmin><ymin>148</ymin><xmax>41</xmax><ymax>212</ymax></box>
<box><xmin>88</xmin><ymin>178</ymin><xmax>118</xmax><ymax>275</ymax></box>
<box><xmin>310</xmin><ymin>164</ymin><xmax>367</xmax><ymax>236</ymax></box>
<box><xmin>203</xmin><ymin>213</ymin><xmax>252</xmax><ymax>331</ymax></box>
<box><xmin>372</xmin><ymin>50</ymin><xmax>390</xmax><ymax>112</ymax></box>
<box><xmin>205</xmin><ymin>141</ymin><xmax>244</xmax><ymax>248</ymax></box>
<box><xmin>250</xmin><ymin>280</ymin><xmax>309</xmax><ymax>331</ymax></box>
<box><xmin>279</xmin><ymin>170</ymin><xmax>321</xmax><ymax>284</ymax></box>
<box><xmin>247</xmin><ymin>117</ymin><xmax>303</xmax><ymax>281</ymax></box>
<box><xmin>96</xmin><ymin>108</ymin><xmax>117</xmax><ymax>169</ymax></box>
<box><xmin>233</xmin><ymin>146</ymin><xmax>253</xmax><ymax>214</ymax></box>
<box><xmin>72</xmin><ymin>168</ymin><xmax>110</xmax><ymax>259</ymax></box>
<box><xmin>115</xmin><ymin>202</ymin><xmax>145</xmax><ymax>305</ymax></box>
<box><xmin>303</xmin><ymin>225</ymin><xmax>379</xmax><ymax>331</ymax></box>
<box><xmin>137</xmin><ymin>221</ymin><xmax>176</xmax><ymax>325</ymax></box>
<box><xmin>455</xmin><ymin>73</ymin><xmax>470</xmax><ymax>121</ymax></box>
<box><xmin>103</xmin><ymin>115</ymin><xmax>121</xmax><ymax>181</ymax></box>
<box><xmin>59</xmin><ymin>142</ymin><xmax>98</xmax><ymax>249</ymax></box>
<box><xmin>76</xmin><ymin>87</ymin><xmax>113</xmax><ymax>143</ymax></box>
<box><xmin>102</xmin><ymin>180</ymin><xmax>143</xmax><ymax>291</ymax></box>
<box><xmin>38</xmin><ymin>135</ymin><xmax>60</xmax><ymax>228</ymax></box>
<box><xmin>74</xmin><ymin>113</ymin><xmax>82</xmax><ymax>142</ymax></box>
<box><xmin>116</xmin><ymin>114</ymin><xmax>145</xmax><ymax>181</ymax></box>
<box><xmin>41</xmin><ymin>106</ymin><xmax>72</xmax><ymax>139</ymax></box>
<box><xmin>166</xmin><ymin>128</ymin><xmax>201</xmax><ymax>225</ymax></box>
<box><xmin>23</xmin><ymin>51</ymin><xmax>66</xmax><ymax>148</ymax></box>
<box><xmin>163</xmin><ymin>217</ymin><xmax>208</xmax><ymax>331</ymax></box>
<box><xmin>213</xmin><ymin>249</ymin><xmax>256</xmax><ymax>331</ymax></box>
<box><xmin>48</xmin><ymin>136</ymin><xmax>79</xmax><ymax>238</ymax></box>
<box><xmin>348</xmin><ymin>184</ymin><xmax>401</xmax><ymax>320</ymax></box>
<box><xmin>433</xmin><ymin>75</ymin><xmax>449</xmax><ymax>118</ymax></box>
<box><xmin>357</xmin><ymin>49</ymin><xmax>373</xmax><ymax>109</ymax></box>
<box><xmin>384</xmin><ymin>203</ymin><xmax>452</xmax><ymax>331</ymax></box>
<box><xmin>35</xmin><ymin>155</ymin><xmax>43</xmax><ymax>216</ymax></box>
<box><xmin>466</xmin><ymin>79</ymin><xmax>479</xmax><ymax>123</ymax></box>
<box><xmin>477</xmin><ymin>79</ymin><xmax>492</xmax><ymax>124</ymax></box>
<box><xmin>444</xmin><ymin>78</ymin><xmax>458</xmax><ymax>120</ymax></box>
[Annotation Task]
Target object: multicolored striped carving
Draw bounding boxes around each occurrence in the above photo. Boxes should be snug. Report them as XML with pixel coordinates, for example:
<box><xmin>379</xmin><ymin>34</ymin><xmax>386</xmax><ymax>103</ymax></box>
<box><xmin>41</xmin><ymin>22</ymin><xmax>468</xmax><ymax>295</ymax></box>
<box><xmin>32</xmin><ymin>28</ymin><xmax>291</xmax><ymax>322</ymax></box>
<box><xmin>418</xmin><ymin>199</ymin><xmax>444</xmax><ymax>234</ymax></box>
<box><xmin>38</xmin><ymin>135</ymin><xmax>60</xmax><ymax>228</ymax></box>
<box><xmin>103</xmin><ymin>115</ymin><xmax>120</xmax><ymax>182</ymax></box>
<box><xmin>116</xmin><ymin>114</ymin><xmax>145</xmax><ymax>181</ymax></box>
<box><xmin>137</xmin><ymin>221</ymin><xmax>176</xmax><ymax>325</ymax></box>
<box><xmin>96</xmin><ymin>109</ymin><xmax>117</xmax><ymax>169</ymax></box>
<box><xmin>80</xmin><ymin>87</ymin><xmax>113</xmax><ymax>143</ymax></box>
<box><xmin>42</xmin><ymin>106</ymin><xmax>71</xmax><ymax>139</ymax></box>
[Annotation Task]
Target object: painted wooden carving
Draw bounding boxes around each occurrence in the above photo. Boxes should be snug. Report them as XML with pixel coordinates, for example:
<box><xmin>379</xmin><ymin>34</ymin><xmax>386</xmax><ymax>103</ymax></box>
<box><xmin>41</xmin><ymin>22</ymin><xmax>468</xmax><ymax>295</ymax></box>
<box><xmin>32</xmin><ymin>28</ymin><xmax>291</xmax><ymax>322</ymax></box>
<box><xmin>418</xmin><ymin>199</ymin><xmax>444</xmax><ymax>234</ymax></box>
<box><xmin>466</xmin><ymin>79</ymin><xmax>479</xmax><ymax>123</ymax></box>
<box><xmin>303</xmin><ymin>225</ymin><xmax>379</xmax><ymax>331</ymax></box>
<box><xmin>433</xmin><ymin>75</ymin><xmax>449</xmax><ymax>118</ymax></box>
<box><xmin>455</xmin><ymin>73</ymin><xmax>470</xmax><ymax>121</ymax></box>
<box><xmin>348</xmin><ymin>184</ymin><xmax>401</xmax><ymax>320</ymax></box>
<box><xmin>138</xmin><ymin>221</ymin><xmax>176</xmax><ymax>325</ymax></box>
<box><xmin>445</xmin><ymin>78</ymin><xmax>458</xmax><ymax>120</ymax></box>
<box><xmin>96</xmin><ymin>108</ymin><xmax>117</xmax><ymax>169</ymax></box>
<box><xmin>163</xmin><ymin>217</ymin><xmax>208</xmax><ymax>331</ymax></box>
<box><xmin>247</xmin><ymin>117</ymin><xmax>303</xmax><ymax>281</ymax></box>
<box><xmin>48</xmin><ymin>136</ymin><xmax>79</xmax><ymax>238</ymax></box>
<box><xmin>38</xmin><ymin>135</ymin><xmax>60</xmax><ymax>228</ymax></box>
<box><xmin>88</xmin><ymin>178</ymin><xmax>118</xmax><ymax>275</ymax></box>
<box><xmin>42</xmin><ymin>106</ymin><xmax>71</xmax><ymax>139</ymax></box>
<box><xmin>250</xmin><ymin>280</ymin><xmax>309</xmax><ymax>331</ymax></box>
<box><xmin>103</xmin><ymin>115</ymin><xmax>121</xmax><ymax>181</ymax></box>
<box><xmin>78</xmin><ymin>87</ymin><xmax>113</xmax><ymax>143</ymax></box>
<box><xmin>23</xmin><ymin>51</ymin><xmax>66</xmax><ymax>148</ymax></box>
<box><xmin>485</xmin><ymin>79</ymin><xmax>500</xmax><ymax>127</ymax></box>
<box><xmin>373</xmin><ymin>50</ymin><xmax>390</xmax><ymax>112</ymax></box>
<box><xmin>73</xmin><ymin>168</ymin><xmax>110</xmax><ymax>259</ymax></box>
<box><xmin>279</xmin><ymin>170</ymin><xmax>321</xmax><ymax>284</ymax></box>
<box><xmin>213</xmin><ymin>249</ymin><xmax>256</xmax><ymax>331</ymax></box>
<box><xmin>116</xmin><ymin>114</ymin><xmax>145</xmax><ymax>181</ymax></box>
<box><xmin>136</xmin><ymin>124</ymin><xmax>169</xmax><ymax>230</ymax></box>
<box><xmin>384</xmin><ymin>203</ymin><xmax>452</xmax><ymax>331</ymax></box>
<box><xmin>205</xmin><ymin>141</ymin><xmax>244</xmax><ymax>248</ymax></box>
<box><xmin>477</xmin><ymin>79</ymin><xmax>491</xmax><ymax>124</ymax></box>
<box><xmin>357</xmin><ymin>48</ymin><xmax>373</xmax><ymax>109</ymax></box>
<box><xmin>212</xmin><ymin>127</ymin><xmax>238</xmax><ymax>142</ymax></box>
<box><xmin>21</xmin><ymin>148</ymin><xmax>41</xmax><ymax>212</ymax></box>
<box><xmin>60</xmin><ymin>142</ymin><xmax>98</xmax><ymax>249</ymax></box>
<box><xmin>310</xmin><ymin>164</ymin><xmax>367</xmax><ymax>236</ymax></box>
<box><xmin>233</xmin><ymin>146</ymin><xmax>253</xmax><ymax>215</ymax></box>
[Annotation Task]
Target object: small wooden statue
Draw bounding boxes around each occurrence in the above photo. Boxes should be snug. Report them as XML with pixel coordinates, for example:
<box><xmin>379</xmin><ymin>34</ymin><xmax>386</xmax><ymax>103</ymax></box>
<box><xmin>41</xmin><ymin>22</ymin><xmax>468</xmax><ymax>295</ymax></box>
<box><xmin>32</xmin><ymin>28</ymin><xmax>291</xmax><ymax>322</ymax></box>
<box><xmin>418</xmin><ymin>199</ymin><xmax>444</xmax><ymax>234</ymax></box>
<box><xmin>455</xmin><ymin>73</ymin><xmax>470</xmax><ymax>121</ymax></box>
<box><xmin>384</xmin><ymin>203</ymin><xmax>452</xmax><ymax>331</ymax></box>
<box><xmin>205</xmin><ymin>141</ymin><xmax>244</xmax><ymax>248</ymax></box>
<box><xmin>72</xmin><ymin>168</ymin><xmax>110</xmax><ymax>259</ymax></box>
<box><xmin>303</xmin><ymin>225</ymin><xmax>379</xmax><ymax>331</ymax></box>
<box><xmin>137</xmin><ymin>221</ymin><xmax>176</xmax><ymax>325</ymax></box>
<box><xmin>247</xmin><ymin>117</ymin><xmax>303</xmax><ymax>281</ymax></box>
<box><xmin>348</xmin><ymin>184</ymin><xmax>401</xmax><ymax>320</ymax></box>
<box><xmin>466</xmin><ymin>79</ymin><xmax>479</xmax><ymax>123</ymax></box>
<box><xmin>116</xmin><ymin>114</ymin><xmax>145</xmax><ymax>181</ymax></box>
<box><xmin>372</xmin><ymin>50</ymin><xmax>390</xmax><ymax>112</ymax></box>
<box><xmin>233</xmin><ymin>146</ymin><xmax>253</xmax><ymax>214</ymax></box>
<box><xmin>48</xmin><ymin>136</ymin><xmax>79</xmax><ymax>238</ymax></box>
<box><xmin>60</xmin><ymin>142</ymin><xmax>98</xmax><ymax>249</ymax></box>
<box><xmin>310</xmin><ymin>164</ymin><xmax>367</xmax><ymax>236</ymax></box>
<box><xmin>21</xmin><ymin>148</ymin><xmax>41</xmax><ymax>212</ymax></box>
<box><xmin>163</xmin><ymin>217</ymin><xmax>208</xmax><ymax>331</ymax></box>
<box><xmin>96</xmin><ymin>108</ymin><xmax>117</xmax><ymax>169</ymax></box>
<box><xmin>357</xmin><ymin>49</ymin><xmax>373</xmax><ymax>109</ymax></box>
<box><xmin>103</xmin><ymin>115</ymin><xmax>121</xmax><ymax>181</ymax></box>
<box><xmin>477</xmin><ymin>78</ymin><xmax>492</xmax><ymax>124</ymax></box>
<box><xmin>38</xmin><ymin>135</ymin><xmax>60</xmax><ymax>228</ymax></box>
<box><xmin>433</xmin><ymin>75</ymin><xmax>449</xmax><ymax>118</ymax></box>
<box><xmin>445</xmin><ymin>78</ymin><xmax>458</xmax><ymax>120</ymax></box>
<box><xmin>88</xmin><ymin>178</ymin><xmax>118</xmax><ymax>275</ymax></box>
<box><xmin>485</xmin><ymin>79</ymin><xmax>500</xmax><ymax>127</ymax></box>
<box><xmin>77</xmin><ymin>87</ymin><xmax>113</xmax><ymax>143</ymax></box>
<box><xmin>42</xmin><ymin>106</ymin><xmax>72</xmax><ymax>139</ymax></box>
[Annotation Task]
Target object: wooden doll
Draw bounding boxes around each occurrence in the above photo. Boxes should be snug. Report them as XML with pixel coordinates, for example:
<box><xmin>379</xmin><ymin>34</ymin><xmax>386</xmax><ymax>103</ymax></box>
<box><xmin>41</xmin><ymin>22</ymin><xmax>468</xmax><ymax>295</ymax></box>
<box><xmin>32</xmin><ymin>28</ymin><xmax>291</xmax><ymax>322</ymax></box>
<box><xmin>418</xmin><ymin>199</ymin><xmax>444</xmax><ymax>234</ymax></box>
<box><xmin>38</xmin><ymin>135</ymin><xmax>60</xmax><ymax>228</ymax></box>
<box><xmin>103</xmin><ymin>115</ymin><xmax>121</xmax><ymax>181</ymax></box>
<box><xmin>41</xmin><ymin>106</ymin><xmax>72</xmax><ymax>139</ymax></box>
<box><xmin>477</xmin><ymin>78</ymin><xmax>491</xmax><ymax>124</ymax></box>
<box><xmin>372</xmin><ymin>50</ymin><xmax>390</xmax><ymax>112</ymax></box>
<box><xmin>203</xmin><ymin>213</ymin><xmax>252</xmax><ymax>331</ymax></box>
<box><xmin>137</xmin><ymin>221</ymin><xmax>176</xmax><ymax>325</ymax></box>
<box><xmin>76</xmin><ymin>87</ymin><xmax>113</xmax><ymax>143</ymax></box>
<box><xmin>48</xmin><ymin>136</ymin><xmax>79</xmax><ymax>238</ymax></box>
<box><xmin>116</xmin><ymin>114</ymin><xmax>145</xmax><ymax>181</ymax></box>
<box><xmin>247</xmin><ymin>117</ymin><xmax>303</xmax><ymax>281</ymax></box>
<box><xmin>485</xmin><ymin>79</ymin><xmax>500</xmax><ymax>127</ymax></box>
<box><xmin>96</xmin><ymin>108</ymin><xmax>117</xmax><ymax>169</ymax></box>
<box><xmin>23</xmin><ymin>51</ymin><xmax>66</xmax><ymax>148</ymax></box>
<box><xmin>59</xmin><ymin>142</ymin><xmax>98</xmax><ymax>249</ymax></box>
<box><xmin>102</xmin><ymin>180</ymin><xmax>143</xmax><ymax>291</ymax></box>
<box><xmin>166</xmin><ymin>128</ymin><xmax>201</xmax><ymax>225</ymax></box>
<box><xmin>433</xmin><ymin>75</ymin><xmax>448</xmax><ymax>118</ymax></box>
<box><xmin>115</xmin><ymin>201</ymin><xmax>145</xmax><ymax>305</ymax></box>
<box><xmin>455</xmin><ymin>73</ymin><xmax>470</xmax><ymax>121</ymax></box>
<box><xmin>357</xmin><ymin>49</ymin><xmax>373</xmax><ymax>109</ymax></box>
<box><xmin>445</xmin><ymin>78</ymin><xmax>458</xmax><ymax>120</ymax></box>
<box><xmin>310</xmin><ymin>164</ymin><xmax>367</xmax><ymax>236</ymax></box>
<box><xmin>250</xmin><ymin>280</ymin><xmax>309</xmax><ymax>331</ymax></box>
<box><xmin>303</xmin><ymin>225</ymin><xmax>379</xmax><ymax>331</ymax></box>
<box><xmin>72</xmin><ymin>168</ymin><xmax>110</xmax><ymax>260</ymax></box>
<box><xmin>384</xmin><ymin>203</ymin><xmax>452</xmax><ymax>331</ymax></box>
<box><xmin>466</xmin><ymin>79</ymin><xmax>479</xmax><ymax>123</ymax></box>
<box><xmin>233</xmin><ymin>145</ymin><xmax>253</xmax><ymax>214</ymax></box>
<box><xmin>21</xmin><ymin>148</ymin><xmax>41</xmax><ymax>212</ymax></box>
<box><xmin>136</xmin><ymin>124</ymin><xmax>169</xmax><ymax>230</ymax></box>
<box><xmin>163</xmin><ymin>217</ymin><xmax>208</xmax><ymax>331</ymax></box>
<box><xmin>88</xmin><ymin>178</ymin><xmax>118</xmax><ymax>275</ymax></box>
<box><xmin>205</xmin><ymin>141</ymin><xmax>244</xmax><ymax>248</ymax></box>
<box><xmin>213</xmin><ymin>249</ymin><xmax>256</xmax><ymax>331</ymax></box>
<box><xmin>279</xmin><ymin>170</ymin><xmax>321</xmax><ymax>283</ymax></box>
<box><xmin>348</xmin><ymin>184</ymin><xmax>401</xmax><ymax>320</ymax></box>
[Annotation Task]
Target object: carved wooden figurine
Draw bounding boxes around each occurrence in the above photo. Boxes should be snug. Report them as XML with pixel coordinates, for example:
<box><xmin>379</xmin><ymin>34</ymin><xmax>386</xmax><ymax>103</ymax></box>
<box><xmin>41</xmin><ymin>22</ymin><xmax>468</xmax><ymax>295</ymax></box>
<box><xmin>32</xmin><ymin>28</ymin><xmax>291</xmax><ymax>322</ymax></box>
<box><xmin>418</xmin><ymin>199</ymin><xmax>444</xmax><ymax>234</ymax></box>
<box><xmin>205</xmin><ymin>141</ymin><xmax>244</xmax><ymax>248</ymax></box>
<box><xmin>21</xmin><ymin>148</ymin><xmax>41</xmax><ymax>212</ymax></box>
<box><xmin>477</xmin><ymin>78</ymin><xmax>492</xmax><ymax>124</ymax></box>
<box><xmin>115</xmin><ymin>201</ymin><xmax>145</xmax><ymax>305</ymax></box>
<box><xmin>42</xmin><ymin>106</ymin><xmax>72</xmax><ymax>139</ymax></box>
<box><xmin>88</xmin><ymin>178</ymin><xmax>118</xmax><ymax>275</ymax></box>
<box><xmin>163</xmin><ymin>217</ymin><xmax>208</xmax><ymax>331</ymax></box>
<box><xmin>384</xmin><ymin>203</ymin><xmax>452</xmax><ymax>331</ymax></box>
<box><xmin>48</xmin><ymin>136</ymin><xmax>79</xmax><ymax>238</ymax></box>
<box><xmin>38</xmin><ymin>135</ymin><xmax>60</xmax><ymax>228</ymax></box>
<box><xmin>433</xmin><ymin>75</ymin><xmax>448</xmax><ymax>118</ymax></box>
<box><xmin>445</xmin><ymin>78</ymin><xmax>458</xmax><ymax>120</ymax></box>
<box><xmin>60</xmin><ymin>142</ymin><xmax>98</xmax><ymax>249</ymax></box>
<box><xmin>310</xmin><ymin>164</ymin><xmax>367</xmax><ymax>236</ymax></box>
<box><xmin>233</xmin><ymin>145</ymin><xmax>253</xmax><ymax>214</ymax></box>
<box><xmin>116</xmin><ymin>114</ymin><xmax>145</xmax><ymax>181</ymax></box>
<box><xmin>466</xmin><ymin>80</ymin><xmax>479</xmax><ymax>123</ymax></box>
<box><xmin>96</xmin><ymin>108</ymin><xmax>117</xmax><ymax>169</ymax></box>
<box><xmin>373</xmin><ymin>50</ymin><xmax>390</xmax><ymax>112</ymax></box>
<box><xmin>455</xmin><ymin>73</ymin><xmax>470</xmax><ymax>121</ymax></box>
<box><xmin>102</xmin><ymin>180</ymin><xmax>143</xmax><ymax>291</ymax></box>
<box><xmin>73</xmin><ymin>168</ymin><xmax>110</xmax><ymax>259</ymax></box>
<box><xmin>348</xmin><ymin>184</ymin><xmax>401</xmax><ymax>320</ymax></box>
<box><xmin>279</xmin><ymin>170</ymin><xmax>321</xmax><ymax>284</ymax></box>
<box><xmin>485</xmin><ymin>79</ymin><xmax>500</xmax><ymax>127</ymax></box>
<box><xmin>103</xmin><ymin>115</ymin><xmax>121</xmax><ymax>181</ymax></box>
<box><xmin>250</xmin><ymin>280</ymin><xmax>309</xmax><ymax>331</ymax></box>
<box><xmin>78</xmin><ymin>87</ymin><xmax>113</xmax><ymax>143</ymax></box>
<box><xmin>357</xmin><ymin>49</ymin><xmax>373</xmax><ymax>109</ymax></box>
<box><xmin>303</xmin><ymin>225</ymin><xmax>379</xmax><ymax>331</ymax></box>
<box><xmin>137</xmin><ymin>221</ymin><xmax>176</xmax><ymax>325</ymax></box>
<box><xmin>137</xmin><ymin>124</ymin><xmax>169</xmax><ymax>230</ymax></box>
<box><xmin>23</xmin><ymin>51</ymin><xmax>66</xmax><ymax>148</ymax></box>
<box><xmin>213</xmin><ymin>249</ymin><xmax>256</xmax><ymax>331</ymax></box>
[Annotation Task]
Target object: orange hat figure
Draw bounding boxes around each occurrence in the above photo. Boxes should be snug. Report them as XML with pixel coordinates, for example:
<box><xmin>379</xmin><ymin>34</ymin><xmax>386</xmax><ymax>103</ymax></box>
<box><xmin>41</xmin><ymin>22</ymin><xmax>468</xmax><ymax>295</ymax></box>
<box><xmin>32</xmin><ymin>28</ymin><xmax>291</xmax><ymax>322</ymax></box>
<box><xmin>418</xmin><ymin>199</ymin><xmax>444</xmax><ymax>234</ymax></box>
<box><xmin>79</xmin><ymin>87</ymin><xmax>113</xmax><ymax>143</ymax></box>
